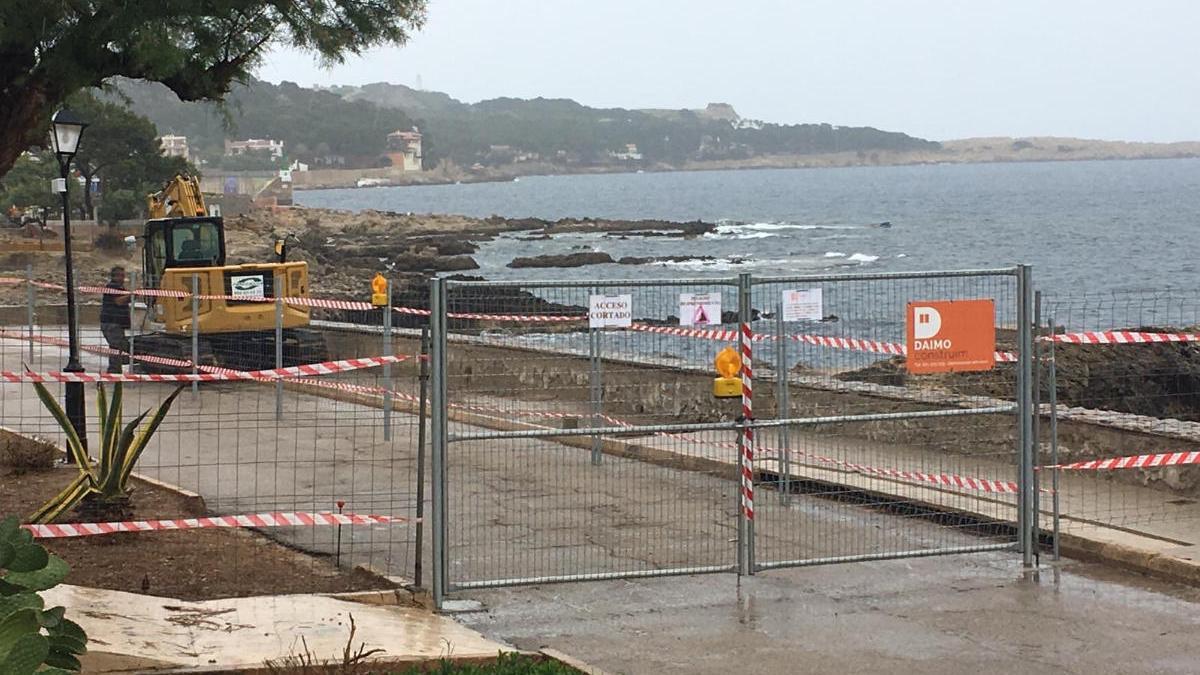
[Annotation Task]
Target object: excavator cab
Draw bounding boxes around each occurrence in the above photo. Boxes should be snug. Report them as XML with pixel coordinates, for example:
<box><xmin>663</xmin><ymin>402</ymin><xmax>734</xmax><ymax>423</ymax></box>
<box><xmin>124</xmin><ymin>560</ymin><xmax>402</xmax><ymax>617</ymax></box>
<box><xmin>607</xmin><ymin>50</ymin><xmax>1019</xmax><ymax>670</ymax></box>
<box><xmin>143</xmin><ymin>216</ymin><xmax>226</xmax><ymax>287</ymax></box>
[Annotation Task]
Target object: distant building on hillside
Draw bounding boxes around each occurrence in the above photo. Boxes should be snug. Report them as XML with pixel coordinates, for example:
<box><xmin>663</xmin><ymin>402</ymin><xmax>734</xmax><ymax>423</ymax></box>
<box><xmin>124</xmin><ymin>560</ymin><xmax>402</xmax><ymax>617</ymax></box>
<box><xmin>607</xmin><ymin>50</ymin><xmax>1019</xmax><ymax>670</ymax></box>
<box><xmin>386</xmin><ymin>129</ymin><xmax>423</xmax><ymax>171</ymax></box>
<box><xmin>610</xmin><ymin>143</ymin><xmax>643</xmax><ymax>161</ymax></box>
<box><xmin>160</xmin><ymin>134</ymin><xmax>189</xmax><ymax>159</ymax></box>
<box><xmin>225</xmin><ymin>138</ymin><xmax>285</xmax><ymax>159</ymax></box>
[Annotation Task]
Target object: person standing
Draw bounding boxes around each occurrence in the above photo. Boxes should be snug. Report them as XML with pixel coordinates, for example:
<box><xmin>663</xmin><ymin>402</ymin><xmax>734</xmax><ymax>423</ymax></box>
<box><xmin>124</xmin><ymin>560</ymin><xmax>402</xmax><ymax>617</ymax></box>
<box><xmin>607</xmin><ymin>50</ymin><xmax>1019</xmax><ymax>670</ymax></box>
<box><xmin>99</xmin><ymin>266</ymin><xmax>131</xmax><ymax>374</ymax></box>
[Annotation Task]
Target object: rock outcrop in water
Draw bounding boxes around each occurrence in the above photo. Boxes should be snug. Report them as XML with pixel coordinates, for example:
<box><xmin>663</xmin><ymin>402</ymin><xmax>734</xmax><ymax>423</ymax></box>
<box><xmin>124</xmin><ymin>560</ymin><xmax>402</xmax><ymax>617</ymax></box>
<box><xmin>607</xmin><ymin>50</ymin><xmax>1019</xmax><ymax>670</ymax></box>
<box><xmin>507</xmin><ymin>252</ymin><xmax>615</xmax><ymax>268</ymax></box>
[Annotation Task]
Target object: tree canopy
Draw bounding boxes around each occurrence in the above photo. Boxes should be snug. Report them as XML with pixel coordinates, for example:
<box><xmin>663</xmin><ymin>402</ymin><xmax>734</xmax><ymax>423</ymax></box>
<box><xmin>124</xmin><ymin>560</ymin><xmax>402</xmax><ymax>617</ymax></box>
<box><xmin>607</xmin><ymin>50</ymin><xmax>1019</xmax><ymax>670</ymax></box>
<box><xmin>69</xmin><ymin>93</ymin><xmax>192</xmax><ymax>220</ymax></box>
<box><xmin>0</xmin><ymin>0</ymin><xmax>427</xmax><ymax>178</ymax></box>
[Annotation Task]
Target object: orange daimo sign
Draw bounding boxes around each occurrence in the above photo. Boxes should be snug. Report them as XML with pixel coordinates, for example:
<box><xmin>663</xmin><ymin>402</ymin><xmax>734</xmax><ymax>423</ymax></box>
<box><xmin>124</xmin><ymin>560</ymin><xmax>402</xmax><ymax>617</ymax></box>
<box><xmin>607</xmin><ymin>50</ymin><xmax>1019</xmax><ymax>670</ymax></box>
<box><xmin>905</xmin><ymin>299</ymin><xmax>995</xmax><ymax>374</ymax></box>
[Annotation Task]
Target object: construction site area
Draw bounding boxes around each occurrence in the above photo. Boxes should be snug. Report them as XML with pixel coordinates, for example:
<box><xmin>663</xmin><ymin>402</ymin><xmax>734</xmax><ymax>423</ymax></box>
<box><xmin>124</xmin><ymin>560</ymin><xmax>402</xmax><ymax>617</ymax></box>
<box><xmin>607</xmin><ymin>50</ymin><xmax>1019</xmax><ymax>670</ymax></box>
<box><xmin>4</xmin><ymin>204</ymin><xmax>1200</xmax><ymax>672</ymax></box>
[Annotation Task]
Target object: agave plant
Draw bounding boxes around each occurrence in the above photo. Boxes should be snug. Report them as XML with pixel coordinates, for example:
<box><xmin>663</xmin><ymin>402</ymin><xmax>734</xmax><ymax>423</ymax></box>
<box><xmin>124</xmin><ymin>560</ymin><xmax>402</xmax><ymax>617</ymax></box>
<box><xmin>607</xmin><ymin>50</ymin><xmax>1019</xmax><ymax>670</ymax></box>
<box><xmin>29</xmin><ymin>382</ymin><xmax>183</xmax><ymax>524</ymax></box>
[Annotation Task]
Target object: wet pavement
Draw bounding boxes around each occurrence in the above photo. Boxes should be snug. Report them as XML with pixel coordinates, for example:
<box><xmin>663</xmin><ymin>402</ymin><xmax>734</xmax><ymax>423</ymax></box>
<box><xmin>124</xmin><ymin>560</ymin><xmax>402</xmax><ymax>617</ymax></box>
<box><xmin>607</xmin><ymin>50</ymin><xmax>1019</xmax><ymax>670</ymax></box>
<box><xmin>456</xmin><ymin>551</ymin><xmax>1200</xmax><ymax>675</ymax></box>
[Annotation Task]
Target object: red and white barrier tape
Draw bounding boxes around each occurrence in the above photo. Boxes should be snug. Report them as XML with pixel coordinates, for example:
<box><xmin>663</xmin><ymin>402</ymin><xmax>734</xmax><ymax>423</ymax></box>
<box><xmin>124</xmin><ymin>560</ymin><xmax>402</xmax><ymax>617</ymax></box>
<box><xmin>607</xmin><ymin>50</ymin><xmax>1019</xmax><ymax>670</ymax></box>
<box><xmin>0</xmin><ymin>329</ymin><xmax>408</xmax><ymax>381</ymax></box>
<box><xmin>21</xmin><ymin>510</ymin><xmax>412</xmax><ymax>539</ymax></box>
<box><xmin>1047</xmin><ymin>450</ymin><xmax>1200</xmax><ymax>471</ymax></box>
<box><xmin>1043</xmin><ymin>330</ymin><xmax>1200</xmax><ymax>345</ymax></box>
<box><xmin>629</xmin><ymin>323</ymin><xmax>1018</xmax><ymax>362</ymax></box>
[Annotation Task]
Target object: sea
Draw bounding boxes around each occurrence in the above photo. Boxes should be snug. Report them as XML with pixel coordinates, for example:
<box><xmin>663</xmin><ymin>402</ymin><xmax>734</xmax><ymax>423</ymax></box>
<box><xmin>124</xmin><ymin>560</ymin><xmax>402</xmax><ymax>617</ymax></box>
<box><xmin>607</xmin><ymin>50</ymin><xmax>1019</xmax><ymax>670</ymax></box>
<box><xmin>296</xmin><ymin>158</ymin><xmax>1200</xmax><ymax>295</ymax></box>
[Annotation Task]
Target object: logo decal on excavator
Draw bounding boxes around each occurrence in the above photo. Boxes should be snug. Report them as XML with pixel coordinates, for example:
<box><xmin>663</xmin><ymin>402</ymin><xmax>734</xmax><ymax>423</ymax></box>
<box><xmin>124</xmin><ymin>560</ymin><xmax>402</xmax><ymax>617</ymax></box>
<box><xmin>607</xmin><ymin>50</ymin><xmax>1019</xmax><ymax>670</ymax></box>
<box><xmin>230</xmin><ymin>274</ymin><xmax>265</xmax><ymax>298</ymax></box>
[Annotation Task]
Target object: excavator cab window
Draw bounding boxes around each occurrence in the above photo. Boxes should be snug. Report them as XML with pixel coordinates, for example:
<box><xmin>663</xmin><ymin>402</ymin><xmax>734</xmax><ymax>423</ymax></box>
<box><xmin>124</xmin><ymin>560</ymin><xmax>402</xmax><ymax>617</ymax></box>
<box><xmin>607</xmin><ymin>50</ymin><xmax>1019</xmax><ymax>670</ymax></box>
<box><xmin>143</xmin><ymin>216</ymin><xmax>227</xmax><ymax>270</ymax></box>
<box><xmin>172</xmin><ymin>221</ymin><xmax>221</xmax><ymax>265</ymax></box>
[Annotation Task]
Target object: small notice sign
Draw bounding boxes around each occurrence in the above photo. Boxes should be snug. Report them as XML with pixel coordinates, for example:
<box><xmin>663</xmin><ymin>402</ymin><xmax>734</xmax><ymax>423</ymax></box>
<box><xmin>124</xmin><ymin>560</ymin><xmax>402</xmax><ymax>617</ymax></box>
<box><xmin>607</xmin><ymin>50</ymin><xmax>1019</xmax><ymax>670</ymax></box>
<box><xmin>589</xmin><ymin>294</ymin><xmax>633</xmax><ymax>329</ymax></box>
<box><xmin>782</xmin><ymin>288</ymin><xmax>823</xmax><ymax>322</ymax></box>
<box><xmin>905</xmin><ymin>299</ymin><xmax>996</xmax><ymax>374</ymax></box>
<box><xmin>679</xmin><ymin>293</ymin><xmax>722</xmax><ymax>327</ymax></box>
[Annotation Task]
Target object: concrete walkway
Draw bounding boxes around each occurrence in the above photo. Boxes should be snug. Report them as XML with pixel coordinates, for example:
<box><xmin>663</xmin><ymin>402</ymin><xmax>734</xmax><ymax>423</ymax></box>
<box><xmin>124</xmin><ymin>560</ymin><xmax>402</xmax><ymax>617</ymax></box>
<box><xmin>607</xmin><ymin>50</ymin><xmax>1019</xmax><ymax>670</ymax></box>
<box><xmin>456</xmin><ymin>552</ymin><xmax>1200</xmax><ymax>675</ymax></box>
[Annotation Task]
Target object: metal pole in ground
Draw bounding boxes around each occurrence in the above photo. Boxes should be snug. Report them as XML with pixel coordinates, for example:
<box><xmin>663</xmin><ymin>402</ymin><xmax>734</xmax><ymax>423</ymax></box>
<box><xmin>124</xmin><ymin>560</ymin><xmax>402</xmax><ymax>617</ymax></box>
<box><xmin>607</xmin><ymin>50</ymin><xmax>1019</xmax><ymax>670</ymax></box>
<box><xmin>775</xmin><ymin>303</ymin><xmax>790</xmax><ymax>505</ymax></box>
<box><xmin>1032</xmin><ymin>290</ymin><xmax>1042</xmax><ymax>563</ymax></box>
<box><xmin>589</xmin><ymin>319</ymin><xmax>602</xmax><ymax>466</ymax></box>
<box><xmin>1016</xmin><ymin>264</ymin><xmax>1035</xmax><ymax>566</ymax></box>
<box><xmin>274</xmin><ymin>294</ymin><xmax>283</xmax><ymax>419</ymax></box>
<box><xmin>383</xmin><ymin>279</ymin><xmax>393</xmax><ymax>441</ymax></box>
<box><xmin>1049</xmin><ymin>314</ymin><xmax>1061</xmax><ymax>561</ymax></box>
<box><xmin>414</xmin><ymin>326</ymin><xmax>430</xmax><ymax>590</ymax></box>
<box><xmin>737</xmin><ymin>272</ymin><xmax>755</xmax><ymax>574</ymax></box>
<box><xmin>430</xmin><ymin>278</ymin><xmax>449</xmax><ymax>609</ymax></box>
<box><xmin>191</xmin><ymin>273</ymin><xmax>200</xmax><ymax>394</ymax></box>
<box><xmin>26</xmin><ymin>263</ymin><xmax>34</xmax><ymax>362</ymax></box>
<box><xmin>127</xmin><ymin>271</ymin><xmax>137</xmax><ymax>373</ymax></box>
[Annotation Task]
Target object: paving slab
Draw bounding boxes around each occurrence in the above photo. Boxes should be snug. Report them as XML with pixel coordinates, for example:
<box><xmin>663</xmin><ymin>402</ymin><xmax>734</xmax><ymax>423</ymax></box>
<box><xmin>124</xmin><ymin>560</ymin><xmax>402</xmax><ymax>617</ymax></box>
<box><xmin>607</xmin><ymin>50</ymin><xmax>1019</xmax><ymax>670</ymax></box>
<box><xmin>43</xmin><ymin>584</ymin><xmax>507</xmax><ymax>672</ymax></box>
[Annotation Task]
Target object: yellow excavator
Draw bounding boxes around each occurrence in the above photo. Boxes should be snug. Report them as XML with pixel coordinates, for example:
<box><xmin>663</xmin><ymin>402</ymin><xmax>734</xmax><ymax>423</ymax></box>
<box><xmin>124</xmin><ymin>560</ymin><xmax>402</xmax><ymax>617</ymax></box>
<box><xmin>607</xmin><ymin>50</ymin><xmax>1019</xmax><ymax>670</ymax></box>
<box><xmin>133</xmin><ymin>174</ymin><xmax>327</xmax><ymax>370</ymax></box>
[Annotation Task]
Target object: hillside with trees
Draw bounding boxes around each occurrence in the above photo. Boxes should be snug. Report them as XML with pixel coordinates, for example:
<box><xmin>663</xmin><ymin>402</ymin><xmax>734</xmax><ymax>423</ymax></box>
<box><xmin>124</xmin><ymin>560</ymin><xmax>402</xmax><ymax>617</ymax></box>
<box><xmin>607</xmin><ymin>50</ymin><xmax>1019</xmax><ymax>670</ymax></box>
<box><xmin>114</xmin><ymin>78</ymin><xmax>938</xmax><ymax>172</ymax></box>
<box><xmin>109</xmin><ymin>78</ymin><xmax>418</xmax><ymax>170</ymax></box>
<box><xmin>334</xmin><ymin>82</ymin><xmax>940</xmax><ymax>167</ymax></box>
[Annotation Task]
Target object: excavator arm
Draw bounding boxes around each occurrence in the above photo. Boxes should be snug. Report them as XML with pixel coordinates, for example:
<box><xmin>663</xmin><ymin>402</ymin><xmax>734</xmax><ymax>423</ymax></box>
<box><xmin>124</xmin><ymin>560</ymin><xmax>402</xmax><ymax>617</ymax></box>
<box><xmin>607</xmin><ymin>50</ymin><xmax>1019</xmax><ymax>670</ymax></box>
<box><xmin>147</xmin><ymin>174</ymin><xmax>207</xmax><ymax>219</ymax></box>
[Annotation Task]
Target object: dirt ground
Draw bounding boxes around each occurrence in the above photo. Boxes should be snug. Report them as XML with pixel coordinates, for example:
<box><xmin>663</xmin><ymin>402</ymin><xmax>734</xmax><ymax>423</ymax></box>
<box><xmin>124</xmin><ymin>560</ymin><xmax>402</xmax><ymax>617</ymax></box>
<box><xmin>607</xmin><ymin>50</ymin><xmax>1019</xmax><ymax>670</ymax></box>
<box><xmin>1</xmin><ymin>463</ymin><xmax>395</xmax><ymax>600</ymax></box>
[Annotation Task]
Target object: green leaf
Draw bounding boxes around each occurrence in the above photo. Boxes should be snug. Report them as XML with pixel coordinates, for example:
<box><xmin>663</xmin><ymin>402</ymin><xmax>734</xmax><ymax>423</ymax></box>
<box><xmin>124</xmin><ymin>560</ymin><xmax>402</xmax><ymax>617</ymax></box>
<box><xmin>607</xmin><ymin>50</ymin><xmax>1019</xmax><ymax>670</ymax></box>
<box><xmin>30</xmin><ymin>473</ymin><xmax>94</xmax><ymax>525</ymax></box>
<box><xmin>119</xmin><ymin>386</ymin><xmax>184</xmax><ymax>487</ymax></box>
<box><xmin>3</xmin><ymin>555</ymin><xmax>68</xmax><ymax>592</ymax></box>
<box><xmin>5</xmin><ymin>545</ymin><xmax>48</xmax><ymax>574</ymax></box>
<box><xmin>43</xmin><ymin>648</ymin><xmax>81</xmax><ymax>671</ymax></box>
<box><xmin>0</xmin><ymin>516</ymin><xmax>18</xmax><ymax>541</ymax></box>
<box><xmin>0</xmin><ymin>607</ymin><xmax>40</xmax><ymax>658</ymax></box>
<box><xmin>37</xmin><ymin>606</ymin><xmax>64</xmax><ymax>629</ymax></box>
<box><xmin>0</xmin><ymin>541</ymin><xmax>13</xmax><ymax>568</ymax></box>
<box><xmin>0</xmin><ymin>632</ymin><xmax>49</xmax><ymax>675</ymax></box>
<box><xmin>29</xmin><ymin>381</ymin><xmax>90</xmax><ymax>473</ymax></box>
<box><xmin>45</xmin><ymin>631</ymin><xmax>86</xmax><ymax>658</ymax></box>
<box><xmin>0</xmin><ymin>594</ymin><xmax>43</xmax><ymax>623</ymax></box>
<box><xmin>53</xmin><ymin>618</ymin><xmax>86</xmax><ymax>649</ymax></box>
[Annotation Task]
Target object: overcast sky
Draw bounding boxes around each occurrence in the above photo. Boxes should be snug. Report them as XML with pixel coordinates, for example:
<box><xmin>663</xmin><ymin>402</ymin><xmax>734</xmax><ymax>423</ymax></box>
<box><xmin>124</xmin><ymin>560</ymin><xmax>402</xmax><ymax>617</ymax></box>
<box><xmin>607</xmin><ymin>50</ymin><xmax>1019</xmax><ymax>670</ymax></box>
<box><xmin>258</xmin><ymin>0</ymin><xmax>1199</xmax><ymax>142</ymax></box>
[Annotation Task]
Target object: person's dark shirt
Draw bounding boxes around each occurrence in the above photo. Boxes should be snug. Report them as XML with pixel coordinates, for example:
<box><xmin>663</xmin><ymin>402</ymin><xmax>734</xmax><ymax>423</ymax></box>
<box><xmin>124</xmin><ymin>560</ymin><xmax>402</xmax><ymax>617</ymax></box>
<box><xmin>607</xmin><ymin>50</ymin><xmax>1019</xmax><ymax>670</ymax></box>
<box><xmin>100</xmin><ymin>281</ymin><xmax>131</xmax><ymax>328</ymax></box>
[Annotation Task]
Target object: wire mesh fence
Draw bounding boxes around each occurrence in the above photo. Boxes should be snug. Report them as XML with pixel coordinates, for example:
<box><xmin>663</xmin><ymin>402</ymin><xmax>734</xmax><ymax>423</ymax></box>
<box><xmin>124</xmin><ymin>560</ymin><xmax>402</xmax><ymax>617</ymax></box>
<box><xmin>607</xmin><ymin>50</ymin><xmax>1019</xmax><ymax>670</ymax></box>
<box><xmin>7</xmin><ymin>265</ymin><xmax>1200</xmax><ymax>604</ymax></box>
<box><xmin>0</xmin><ymin>272</ymin><xmax>421</xmax><ymax>599</ymax></box>
<box><xmin>749</xmin><ymin>269</ymin><xmax>1025</xmax><ymax>568</ymax></box>
<box><xmin>1039</xmin><ymin>289</ymin><xmax>1200</xmax><ymax>546</ymax></box>
<box><xmin>429</xmin><ymin>269</ymin><xmax>1035</xmax><ymax>600</ymax></box>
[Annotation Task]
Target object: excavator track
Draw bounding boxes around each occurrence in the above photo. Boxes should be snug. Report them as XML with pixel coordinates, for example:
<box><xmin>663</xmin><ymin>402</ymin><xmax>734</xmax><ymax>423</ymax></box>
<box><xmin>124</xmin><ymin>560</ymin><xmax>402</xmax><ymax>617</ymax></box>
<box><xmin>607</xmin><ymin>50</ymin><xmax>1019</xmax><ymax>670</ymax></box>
<box><xmin>132</xmin><ymin>329</ymin><xmax>328</xmax><ymax>374</ymax></box>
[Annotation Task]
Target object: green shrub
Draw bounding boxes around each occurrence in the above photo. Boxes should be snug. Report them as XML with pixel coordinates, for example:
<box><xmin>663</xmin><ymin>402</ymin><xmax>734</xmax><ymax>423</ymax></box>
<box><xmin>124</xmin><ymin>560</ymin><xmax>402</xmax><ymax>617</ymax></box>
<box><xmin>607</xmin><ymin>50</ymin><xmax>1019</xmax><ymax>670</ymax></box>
<box><xmin>0</xmin><ymin>515</ymin><xmax>89</xmax><ymax>673</ymax></box>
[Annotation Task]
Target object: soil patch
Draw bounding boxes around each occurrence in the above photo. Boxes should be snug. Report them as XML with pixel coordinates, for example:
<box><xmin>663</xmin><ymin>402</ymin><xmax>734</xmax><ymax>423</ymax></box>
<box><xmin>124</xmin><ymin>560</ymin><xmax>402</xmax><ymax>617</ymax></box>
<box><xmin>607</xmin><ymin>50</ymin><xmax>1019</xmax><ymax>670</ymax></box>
<box><xmin>1</xmin><ymin>464</ymin><xmax>396</xmax><ymax>601</ymax></box>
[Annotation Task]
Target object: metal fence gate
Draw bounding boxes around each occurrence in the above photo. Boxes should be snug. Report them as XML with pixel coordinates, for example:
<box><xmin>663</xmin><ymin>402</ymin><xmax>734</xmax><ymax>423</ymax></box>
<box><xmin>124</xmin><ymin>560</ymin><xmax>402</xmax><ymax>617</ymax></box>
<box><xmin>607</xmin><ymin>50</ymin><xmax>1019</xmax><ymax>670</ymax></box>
<box><xmin>430</xmin><ymin>268</ymin><xmax>1037</xmax><ymax>606</ymax></box>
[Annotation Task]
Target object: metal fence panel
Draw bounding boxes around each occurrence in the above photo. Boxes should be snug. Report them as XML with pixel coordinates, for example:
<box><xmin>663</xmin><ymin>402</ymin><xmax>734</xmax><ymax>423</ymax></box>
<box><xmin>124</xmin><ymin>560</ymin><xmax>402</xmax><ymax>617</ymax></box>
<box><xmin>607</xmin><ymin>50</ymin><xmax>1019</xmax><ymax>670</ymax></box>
<box><xmin>748</xmin><ymin>268</ymin><xmax>1026</xmax><ymax>569</ymax></box>
<box><xmin>1039</xmin><ymin>289</ymin><xmax>1200</xmax><ymax>555</ymax></box>
<box><xmin>436</xmin><ymin>277</ymin><xmax>744</xmax><ymax>591</ymax></box>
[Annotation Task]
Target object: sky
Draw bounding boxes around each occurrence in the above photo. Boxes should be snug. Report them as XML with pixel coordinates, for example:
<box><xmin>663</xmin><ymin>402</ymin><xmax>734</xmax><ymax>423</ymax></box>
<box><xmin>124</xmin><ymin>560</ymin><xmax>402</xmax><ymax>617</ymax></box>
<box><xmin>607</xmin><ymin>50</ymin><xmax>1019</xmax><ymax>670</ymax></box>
<box><xmin>258</xmin><ymin>0</ymin><xmax>1200</xmax><ymax>142</ymax></box>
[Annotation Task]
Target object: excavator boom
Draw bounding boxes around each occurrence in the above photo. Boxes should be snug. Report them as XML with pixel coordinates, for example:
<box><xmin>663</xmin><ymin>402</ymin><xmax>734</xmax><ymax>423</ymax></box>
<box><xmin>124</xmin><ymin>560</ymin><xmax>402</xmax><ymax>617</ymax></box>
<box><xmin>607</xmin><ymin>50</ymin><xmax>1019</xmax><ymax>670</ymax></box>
<box><xmin>147</xmin><ymin>174</ymin><xmax>207</xmax><ymax>219</ymax></box>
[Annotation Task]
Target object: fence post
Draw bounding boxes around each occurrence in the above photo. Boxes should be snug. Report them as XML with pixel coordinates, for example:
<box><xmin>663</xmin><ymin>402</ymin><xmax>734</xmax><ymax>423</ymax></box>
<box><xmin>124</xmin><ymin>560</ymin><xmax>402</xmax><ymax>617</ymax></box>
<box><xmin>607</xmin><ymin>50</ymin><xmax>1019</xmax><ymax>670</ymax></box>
<box><xmin>191</xmin><ymin>273</ymin><xmax>200</xmax><ymax>394</ymax></box>
<box><xmin>275</xmin><ymin>293</ymin><xmax>283</xmax><ymax>420</ymax></box>
<box><xmin>430</xmin><ymin>278</ymin><xmax>449</xmax><ymax>609</ymax></box>
<box><xmin>588</xmin><ymin>292</ymin><xmax>602</xmax><ymax>465</ymax></box>
<box><xmin>1016</xmin><ymin>265</ymin><xmax>1035</xmax><ymax>567</ymax></box>
<box><xmin>26</xmin><ymin>264</ymin><xmax>34</xmax><ymax>363</ymax></box>
<box><xmin>127</xmin><ymin>271</ymin><xmax>137</xmax><ymax>373</ymax></box>
<box><xmin>414</xmin><ymin>326</ymin><xmax>430</xmax><ymax>590</ymax></box>
<box><xmin>775</xmin><ymin>302</ymin><xmax>790</xmax><ymax>505</ymax></box>
<box><xmin>1048</xmin><ymin>313</ymin><xmax>1061</xmax><ymax>561</ymax></box>
<box><xmin>737</xmin><ymin>273</ymin><xmax>755</xmax><ymax>575</ymax></box>
<box><xmin>1031</xmin><ymin>290</ymin><xmax>1042</xmax><ymax>563</ymax></box>
<box><xmin>383</xmin><ymin>279</ymin><xmax>393</xmax><ymax>441</ymax></box>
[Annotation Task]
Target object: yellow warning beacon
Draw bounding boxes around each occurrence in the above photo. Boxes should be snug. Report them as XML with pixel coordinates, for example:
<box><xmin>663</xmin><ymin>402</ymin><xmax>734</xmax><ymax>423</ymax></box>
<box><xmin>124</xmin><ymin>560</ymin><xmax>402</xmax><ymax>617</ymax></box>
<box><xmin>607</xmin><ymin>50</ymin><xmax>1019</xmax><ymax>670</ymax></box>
<box><xmin>370</xmin><ymin>272</ymin><xmax>389</xmax><ymax>307</ymax></box>
<box><xmin>713</xmin><ymin>345</ymin><xmax>743</xmax><ymax>398</ymax></box>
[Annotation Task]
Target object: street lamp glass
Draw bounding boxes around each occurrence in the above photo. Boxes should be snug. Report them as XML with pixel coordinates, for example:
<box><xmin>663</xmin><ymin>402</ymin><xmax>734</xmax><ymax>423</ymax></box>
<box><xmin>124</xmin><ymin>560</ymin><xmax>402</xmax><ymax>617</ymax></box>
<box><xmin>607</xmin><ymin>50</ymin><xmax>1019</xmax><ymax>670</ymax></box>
<box><xmin>50</xmin><ymin>109</ymin><xmax>88</xmax><ymax>158</ymax></box>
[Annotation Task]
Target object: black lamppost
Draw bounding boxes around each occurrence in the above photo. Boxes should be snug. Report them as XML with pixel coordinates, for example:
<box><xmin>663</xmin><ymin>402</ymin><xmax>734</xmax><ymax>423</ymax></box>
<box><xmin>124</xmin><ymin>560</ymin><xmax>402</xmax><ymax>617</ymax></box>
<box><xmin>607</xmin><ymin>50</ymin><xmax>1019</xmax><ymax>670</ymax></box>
<box><xmin>49</xmin><ymin>108</ymin><xmax>89</xmax><ymax>453</ymax></box>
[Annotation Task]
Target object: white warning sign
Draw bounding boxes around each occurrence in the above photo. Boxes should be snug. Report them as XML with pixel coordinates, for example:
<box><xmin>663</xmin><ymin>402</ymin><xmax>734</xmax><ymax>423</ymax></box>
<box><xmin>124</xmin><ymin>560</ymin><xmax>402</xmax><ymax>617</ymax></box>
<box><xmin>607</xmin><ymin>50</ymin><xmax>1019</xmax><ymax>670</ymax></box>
<box><xmin>679</xmin><ymin>292</ymin><xmax>722</xmax><ymax>327</ymax></box>
<box><xmin>782</xmin><ymin>288</ymin><xmax>823</xmax><ymax>322</ymax></box>
<box><xmin>589</xmin><ymin>294</ymin><xmax>633</xmax><ymax>329</ymax></box>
